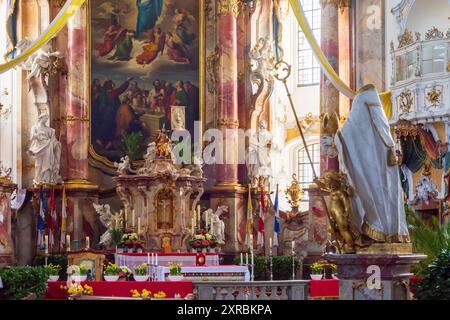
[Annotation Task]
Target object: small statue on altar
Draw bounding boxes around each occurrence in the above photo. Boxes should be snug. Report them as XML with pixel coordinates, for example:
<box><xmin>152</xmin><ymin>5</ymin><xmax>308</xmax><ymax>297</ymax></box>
<box><xmin>210</xmin><ymin>206</ymin><xmax>227</xmax><ymax>244</ymax></box>
<box><xmin>155</xmin><ymin>126</ymin><xmax>175</xmax><ymax>161</ymax></box>
<box><xmin>114</xmin><ymin>155</ymin><xmax>132</xmax><ymax>176</ymax></box>
<box><xmin>248</xmin><ymin>120</ymin><xmax>273</xmax><ymax>188</ymax></box>
<box><xmin>29</xmin><ymin>113</ymin><xmax>62</xmax><ymax>185</ymax></box>
<box><xmin>162</xmin><ymin>236</ymin><xmax>172</xmax><ymax>253</ymax></box>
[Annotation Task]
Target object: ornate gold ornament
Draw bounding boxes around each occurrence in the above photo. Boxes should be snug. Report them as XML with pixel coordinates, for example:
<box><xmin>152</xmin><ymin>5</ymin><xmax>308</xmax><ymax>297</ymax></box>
<box><xmin>320</xmin><ymin>112</ymin><xmax>339</xmax><ymax>136</ymax></box>
<box><xmin>53</xmin><ymin>0</ymin><xmax>67</xmax><ymax>9</ymax></box>
<box><xmin>217</xmin><ymin>118</ymin><xmax>239</xmax><ymax>128</ymax></box>
<box><xmin>426</xmin><ymin>87</ymin><xmax>442</xmax><ymax>107</ymax></box>
<box><xmin>398</xmin><ymin>91</ymin><xmax>414</xmax><ymax>113</ymax></box>
<box><xmin>398</xmin><ymin>29</ymin><xmax>414</xmax><ymax>48</ymax></box>
<box><xmin>425</xmin><ymin>26</ymin><xmax>444</xmax><ymax>40</ymax></box>
<box><xmin>217</xmin><ymin>0</ymin><xmax>247</xmax><ymax>18</ymax></box>
<box><xmin>285</xmin><ymin>174</ymin><xmax>304</xmax><ymax>210</ymax></box>
<box><xmin>317</xmin><ymin>171</ymin><xmax>361</xmax><ymax>253</ymax></box>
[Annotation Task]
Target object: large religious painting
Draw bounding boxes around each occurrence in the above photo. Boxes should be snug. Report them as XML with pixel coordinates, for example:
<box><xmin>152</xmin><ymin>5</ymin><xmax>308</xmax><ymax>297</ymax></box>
<box><xmin>89</xmin><ymin>0</ymin><xmax>204</xmax><ymax>166</ymax></box>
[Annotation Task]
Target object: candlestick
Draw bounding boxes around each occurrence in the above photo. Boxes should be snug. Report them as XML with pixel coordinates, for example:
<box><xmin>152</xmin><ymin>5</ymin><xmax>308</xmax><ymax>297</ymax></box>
<box><xmin>44</xmin><ymin>235</ymin><xmax>49</xmax><ymax>255</ymax></box>
<box><xmin>291</xmin><ymin>240</ymin><xmax>295</xmax><ymax>252</ymax></box>
<box><xmin>132</xmin><ymin>210</ymin><xmax>135</xmax><ymax>228</ymax></box>
<box><xmin>269</xmin><ymin>237</ymin><xmax>272</xmax><ymax>248</ymax></box>
<box><xmin>269</xmin><ymin>248</ymin><xmax>273</xmax><ymax>281</ymax></box>
<box><xmin>124</xmin><ymin>209</ymin><xmax>128</xmax><ymax>228</ymax></box>
<box><xmin>147</xmin><ymin>253</ymin><xmax>150</xmax><ymax>265</ymax></box>
<box><xmin>246</xmin><ymin>253</ymin><xmax>249</xmax><ymax>266</ymax></box>
<box><xmin>250</xmin><ymin>250</ymin><xmax>254</xmax><ymax>282</ymax></box>
<box><xmin>86</xmin><ymin>236</ymin><xmax>90</xmax><ymax>249</ymax></box>
<box><xmin>191</xmin><ymin>218</ymin><xmax>195</xmax><ymax>234</ymax></box>
<box><xmin>292</xmin><ymin>249</ymin><xmax>296</xmax><ymax>280</ymax></box>
<box><xmin>155</xmin><ymin>253</ymin><xmax>158</xmax><ymax>265</ymax></box>
<box><xmin>197</xmin><ymin>205</ymin><xmax>201</xmax><ymax>226</ymax></box>
<box><xmin>138</xmin><ymin>218</ymin><xmax>141</xmax><ymax>235</ymax></box>
<box><xmin>151</xmin><ymin>253</ymin><xmax>154</xmax><ymax>265</ymax></box>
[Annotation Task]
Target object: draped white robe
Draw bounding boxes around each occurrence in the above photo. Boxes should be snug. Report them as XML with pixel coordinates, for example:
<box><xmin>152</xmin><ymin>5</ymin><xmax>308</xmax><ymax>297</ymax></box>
<box><xmin>335</xmin><ymin>85</ymin><xmax>410</xmax><ymax>243</ymax></box>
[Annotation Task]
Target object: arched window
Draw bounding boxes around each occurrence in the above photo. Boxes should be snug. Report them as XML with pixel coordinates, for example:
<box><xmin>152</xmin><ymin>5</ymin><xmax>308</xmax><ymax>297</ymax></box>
<box><xmin>297</xmin><ymin>143</ymin><xmax>320</xmax><ymax>189</ymax></box>
<box><xmin>297</xmin><ymin>0</ymin><xmax>321</xmax><ymax>86</ymax></box>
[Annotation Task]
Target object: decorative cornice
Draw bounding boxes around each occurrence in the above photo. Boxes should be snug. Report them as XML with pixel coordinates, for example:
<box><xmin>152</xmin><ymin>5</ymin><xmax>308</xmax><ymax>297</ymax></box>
<box><xmin>398</xmin><ymin>29</ymin><xmax>414</xmax><ymax>48</ymax></box>
<box><xmin>217</xmin><ymin>118</ymin><xmax>239</xmax><ymax>128</ymax></box>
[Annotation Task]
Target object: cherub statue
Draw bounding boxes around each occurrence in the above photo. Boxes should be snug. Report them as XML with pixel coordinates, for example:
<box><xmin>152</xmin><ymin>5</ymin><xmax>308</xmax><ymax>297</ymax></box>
<box><xmin>317</xmin><ymin>171</ymin><xmax>361</xmax><ymax>253</ymax></box>
<box><xmin>93</xmin><ymin>203</ymin><xmax>122</xmax><ymax>247</ymax></box>
<box><xmin>114</xmin><ymin>155</ymin><xmax>132</xmax><ymax>176</ymax></box>
<box><xmin>210</xmin><ymin>206</ymin><xmax>227</xmax><ymax>244</ymax></box>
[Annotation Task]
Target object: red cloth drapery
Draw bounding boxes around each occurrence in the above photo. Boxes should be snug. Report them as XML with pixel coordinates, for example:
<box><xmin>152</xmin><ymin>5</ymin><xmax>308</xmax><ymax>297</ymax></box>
<box><xmin>45</xmin><ymin>281</ymin><xmax>193</xmax><ymax>300</ymax></box>
<box><xmin>309</xmin><ymin>279</ymin><xmax>339</xmax><ymax>299</ymax></box>
<box><xmin>419</xmin><ymin>128</ymin><xmax>440</xmax><ymax>159</ymax></box>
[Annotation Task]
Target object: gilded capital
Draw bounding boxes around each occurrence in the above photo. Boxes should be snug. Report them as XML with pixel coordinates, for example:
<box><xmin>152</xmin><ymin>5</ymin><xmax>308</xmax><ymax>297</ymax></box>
<box><xmin>217</xmin><ymin>0</ymin><xmax>247</xmax><ymax>18</ymax></box>
<box><xmin>320</xmin><ymin>0</ymin><xmax>351</xmax><ymax>11</ymax></box>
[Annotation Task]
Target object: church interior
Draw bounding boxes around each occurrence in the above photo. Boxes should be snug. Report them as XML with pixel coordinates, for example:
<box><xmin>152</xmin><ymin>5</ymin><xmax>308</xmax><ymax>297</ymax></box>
<box><xmin>0</xmin><ymin>0</ymin><xmax>449</xmax><ymax>302</ymax></box>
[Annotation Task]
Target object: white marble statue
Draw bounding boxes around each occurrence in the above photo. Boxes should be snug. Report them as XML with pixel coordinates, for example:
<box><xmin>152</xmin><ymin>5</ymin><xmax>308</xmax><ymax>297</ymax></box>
<box><xmin>16</xmin><ymin>38</ymin><xmax>61</xmax><ymax>85</ymax></box>
<box><xmin>191</xmin><ymin>155</ymin><xmax>204</xmax><ymax>177</ymax></box>
<box><xmin>29</xmin><ymin>113</ymin><xmax>62</xmax><ymax>185</ymax></box>
<box><xmin>114</xmin><ymin>156</ymin><xmax>132</xmax><ymax>176</ymax></box>
<box><xmin>210</xmin><ymin>206</ymin><xmax>227</xmax><ymax>244</ymax></box>
<box><xmin>93</xmin><ymin>203</ymin><xmax>113</xmax><ymax>247</ymax></box>
<box><xmin>248</xmin><ymin>120</ymin><xmax>273</xmax><ymax>187</ymax></box>
<box><xmin>334</xmin><ymin>84</ymin><xmax>410</xmax><ymax>243</ymax></box>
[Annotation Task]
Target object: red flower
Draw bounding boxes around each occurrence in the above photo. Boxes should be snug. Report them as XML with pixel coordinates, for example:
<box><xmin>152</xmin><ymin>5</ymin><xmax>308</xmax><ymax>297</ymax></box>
<box><xmin>208</xmin><ymin>240</ymin><xmax>215</xmax><ymax>245</ymax></box>
<box><xmin>194</xmin><ymin>240</ymin><xmax>201</xmax><ymax>248</ymax></box>
<box><xmin>198</xmin><ymin>229</ymin><xmax>206</xmax><ymax>235</ymax></box>
<box><xmin>201</xmin><ymin>240</ymin><xmax>209</xmax><ymax>247</ymax></box>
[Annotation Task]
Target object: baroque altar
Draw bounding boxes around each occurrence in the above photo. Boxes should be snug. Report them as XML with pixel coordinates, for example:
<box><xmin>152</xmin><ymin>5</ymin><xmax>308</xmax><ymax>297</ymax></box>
<box><xmin>114</xmin><ymin>129</ymin><xmax>206</xmax><ymax>252</ymax></box>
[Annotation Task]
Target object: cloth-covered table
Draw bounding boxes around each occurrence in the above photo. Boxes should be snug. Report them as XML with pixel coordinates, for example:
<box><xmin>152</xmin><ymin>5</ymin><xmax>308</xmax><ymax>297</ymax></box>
<box><xmin>309</xmin><ymin>279</ymin><xmax>339</xmax><ymax>299</ymax></box>
<box><xmin>156</xmin><ymin>265</ymin><xmax>250</xmax><ymax>282</ymax></box>
<box><xmin>45</xmin><ymin>281</ymin><xmax>193</xmax><ymax>300</ymax></box>
<box><xmin>115</xmin><ymin>252</ymin><xmax>220</xmax><ymax>268</ymax></box>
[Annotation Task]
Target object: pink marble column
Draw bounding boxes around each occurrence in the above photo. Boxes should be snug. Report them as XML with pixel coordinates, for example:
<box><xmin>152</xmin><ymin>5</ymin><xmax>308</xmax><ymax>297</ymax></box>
<box><xmin>64</xmin><ymin>7</ymin><xmax>98</xmax><ymax>249</ymax></box>
<box><xmin>320</xmin><ymin>2</ymin><xmax>341</xmax><ymax>174</ymax></box>
<box><xmin>0</xmin><ymin>180</ymin><xmax>16</xmax><ymax>266</ymax></box>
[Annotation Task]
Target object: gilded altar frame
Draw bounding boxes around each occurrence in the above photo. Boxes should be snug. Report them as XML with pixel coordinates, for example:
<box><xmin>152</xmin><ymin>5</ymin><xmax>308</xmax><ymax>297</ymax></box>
<box><xmin>87</xmin><ymin>0</ymin><xmax>206</xmax><ymax>168</ymax></box>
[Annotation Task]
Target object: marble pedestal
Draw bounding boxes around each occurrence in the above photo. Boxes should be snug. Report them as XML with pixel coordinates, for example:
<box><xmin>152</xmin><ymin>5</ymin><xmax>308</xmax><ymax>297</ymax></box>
<box><xmin>324</xmin><ymin>253</ymin><xmax>426</xmax><ymax>300</ymax></box>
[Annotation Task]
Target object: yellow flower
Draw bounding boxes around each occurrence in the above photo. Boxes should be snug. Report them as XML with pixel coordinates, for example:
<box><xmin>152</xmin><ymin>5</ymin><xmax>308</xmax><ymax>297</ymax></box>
<box><xmin>130</xmin><ymin>289</ymin><xmax>141</xmax><ymax>298</ymax></box>
<box><xmin>141</xmin><ymin>289</ymin><xmax>152</xmax><ymax>298</ymax></box>
<box><xmin>153</xmin><ymin>291</ymin><xmax>166</xmax><ymax>299</ymax></box>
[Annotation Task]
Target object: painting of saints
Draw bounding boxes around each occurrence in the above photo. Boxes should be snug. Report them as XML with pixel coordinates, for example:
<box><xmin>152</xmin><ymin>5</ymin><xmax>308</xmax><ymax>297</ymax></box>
<box><xmin>135</xmin><ymin>0</ymin><xmax>164</xmax><ymax>39</ymax></box>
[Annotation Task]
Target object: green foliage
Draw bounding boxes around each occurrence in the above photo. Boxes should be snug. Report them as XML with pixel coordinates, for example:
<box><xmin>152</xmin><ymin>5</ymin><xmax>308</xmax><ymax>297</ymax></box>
<box><xmin>110</xmin><ymin>229</ymin><xmax>124</xmax><ymax>247</ymax></box>
<box><xmin>414</xmin><ymin>249</ymin><xmax>450</xmax><ymax>300</ymax></box>
<box><xmin>122</xmin><ymin>131</ymin><xmax>144</xmax><ymax>161</ymax></box>
<box><xmin>34</xmin><ymin>254</ymin><xmax>68</xmax><ymax>280</ymax></box>
<box><xmin>0</xmin><ymin>266</ymin><xmax>49</xmax><ymax>300</ymax></box>
<box><xmin>234</xmin><ymin>255</ymin><xmax>299</xmax><ymax>280</ymax></box>
<box><xmin>104</xmin><ymin>263</ymin><xmax>120</xmax><ymax>275</ymax></box>
<box><xmin>406</xmin><ymin>207</ymin><xmax>450</xmax><ymax>276</ymax></box>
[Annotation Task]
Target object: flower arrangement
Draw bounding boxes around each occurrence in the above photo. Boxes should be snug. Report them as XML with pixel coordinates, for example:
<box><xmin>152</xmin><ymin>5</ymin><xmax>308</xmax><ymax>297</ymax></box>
<box><xmin>153</xmin><ymin>291</ymin><xmax>167</xmax><ymax>299</ymax></box>
<box><xmin>104</xmin><ymin>263</ymin><xmax>121</xmax><ymax>276</ymax></box>
<box><xmin>45</xmin><ymin>263</ymin><xmax>62</xmax><ymax>276</ymax></box>
<box><xmin>120</xmin><ymin>233</ymin><xmax>144</xmax><ymax>248</ymax></box>
<box><xmin>188</xmin><ymin>229</ymin><xmax>218</xmax><ymax>250</ymax></box>
<box><xmin>169</xmin><ymin>263</ymin><xmax>182</xmax><ymax>276</ymax></box>
<box><xmin>133</xmin><ymin>263</ymin><xmax>149</xmax><ymax>276</ymax></box>
<box><xmin>130</xmin><ymin>289</ymin><xmax>152</xmax><ymax>299</ymax></box>
<box><xmin>67</xmin><ymin>264</ymin><xmax>88</xmax><ymax>276</ymax></box>
<box><xmin>310</xmin><ymin>262</ymin><xmax>324</xmax><ymax>275</ymax></box>
<box><xmin>60</xmin><ymin>282</ymin><xmax>94</xmax><ymax>296</ymax></box>
<box><xmin>120</xmin><ymin>266</ymin><xmax>132</xmax><ymax>276</ymax></box>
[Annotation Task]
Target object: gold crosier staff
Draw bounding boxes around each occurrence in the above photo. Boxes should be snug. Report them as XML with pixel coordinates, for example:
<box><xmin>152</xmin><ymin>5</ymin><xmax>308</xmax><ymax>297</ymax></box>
<box><xmin>273</xmin><ymin>60</ymin><xmax>343</xmax><ymax>254</ymax></box>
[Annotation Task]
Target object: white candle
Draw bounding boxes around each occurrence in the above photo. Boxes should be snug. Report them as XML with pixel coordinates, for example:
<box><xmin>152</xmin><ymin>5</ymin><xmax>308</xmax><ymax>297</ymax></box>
<box><xmin>246</xmin><ymin>253</ymin><xmax>249</xmax><ymax>266</ymax></box>
<box><xmin>250</xmin><ymin>234</ymin><xmax>254</xmax><ymax>248</ymax></box>
<box><xmin>269</xmin><ymin>237</ymin><xmax>272</xmax><ymax>248</ymax></box>
<box><xmin>240</xmin><ymin>253</ymin><xmax>243</xmax><ymax>265</ymax></box>
<box><xmin>251</xmin><ymin>250</ymin><xmax>254</xmax><ymax>267</ymax></box>
<box><xmin>147</xmin><ymin>253</ymin><xmax>150</xmax><ymax>265</ymax></box>
<box><xmin>138</xmin><ymin>218</ymin><xmax>141</xmax><ymax>234</ymax></box>
<box><xmin>86</xmin><ymin>236</ymin><xmax>90</xmax><ymax>249</ymax></box>
<box><xmin>151</xmin><ymin>253</ymin><xmax>154</xmax><ymax>265</ymax></box>
<box><xmin>124</xmin><ymin>209</ymin><xmax>128</xmax><ymax>228</ymax></box>
<box><xmin>291</xmin><ymin>241</ymin><xmax>295</xmax><ymax>252</ymax></box>
<box><xmin>66</xmin><ymin>235</ymin><xmax>71</xmax><ymax>251</ymax></box>
<box><xmin>44</xmin><ymin>235</ymin><xmax>49</xmax><ymax>254</ymax></box>
<box><xmin>191</xmin><ymin>218</ymin><xmax>195</xmax><ymax>233</ymax></box>
<box><xmin>197</xmin><ymin>205</ymin><xmax>201</xmax><ymax>225</ymax></box>
<box><xmin>155</xmin><ymin>253</ymin><xmax>158</xmax><ymax>265</ymax></box>
<box><xmin>132</xmin><ymin>210</ymin><xmax>135</xmax><ymax>228</ymax></box>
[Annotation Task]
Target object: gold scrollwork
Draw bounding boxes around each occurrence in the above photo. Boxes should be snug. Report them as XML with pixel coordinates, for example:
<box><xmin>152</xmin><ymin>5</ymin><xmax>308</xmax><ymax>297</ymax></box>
<box><xmin>398</xmin><ymin>91</ymin><xmax>414</xmax><ymax>114</ymax></box>
<box><xmin>61</xmin><ymin>115</ymin><xmax>90</xmax><ymax>123</ymax></box>
<box><xmin>217</xmin><ymin>0</ymin><xmax>247</xmax><ymax>18</ymax></box>
<box><xmin>425</xmin><ymin>26</ymin><xmax>444</xmax><ymax>41</ymax></box>
<box><xmin>217</xmin><ymin>118</ymin><xmax>239</xmax><ymax>128</ymax></box>
<box><xmin>398</xmin><ymin>29</ymin><xmax>414</xmax><ymax>48</ymax></box>
<box><xmin>426</xmin><ymin>87</ymin><xmax>442</xmax><ymax>107</ymax></box>
<box><xmin>285</xmin><ymin>174</ymin><xmax>304</xmax><ymax>210</ymax></box>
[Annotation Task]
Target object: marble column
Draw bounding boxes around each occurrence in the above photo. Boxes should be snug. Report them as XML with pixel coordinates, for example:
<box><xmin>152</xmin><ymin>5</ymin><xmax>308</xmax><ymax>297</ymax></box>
<box><xmin>64</xmin><ymin>6</ymin><xmax>98</xmax><ymax>250</ymax></box>
<box><xmin>320</xmin><ymin>1</ymin><xmax>341</xmax><ymax>174</ymax></box>
<box><xmin>0</xmin><ymin>178</ymin><xmax>16</xmax><ymax>266</ymax></box>
<box><xmin>210</xmin><ymin>0</ymin><xmax>247</xmax><ymax>254</ymax></box>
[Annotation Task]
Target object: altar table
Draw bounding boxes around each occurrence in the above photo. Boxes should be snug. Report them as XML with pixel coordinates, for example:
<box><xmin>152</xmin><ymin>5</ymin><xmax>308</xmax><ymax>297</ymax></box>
<box><xmin>45</xmin><ymin>281</ymin><xmax>193</xmax><ymax>300</ymax></box>
<box><xmin>115</xmin><ymin>252</ymin><xmax>220</xmax><ymax>268</ymax></box>
<box><xmin>309</xmin><ymin>279</ymin><xmax>340</xmax><ymax>300</ymax></box>
<box><xmin>156</xmin><ymin>265</ymin><xmax>251</xmax><ymax>282</ymax></box>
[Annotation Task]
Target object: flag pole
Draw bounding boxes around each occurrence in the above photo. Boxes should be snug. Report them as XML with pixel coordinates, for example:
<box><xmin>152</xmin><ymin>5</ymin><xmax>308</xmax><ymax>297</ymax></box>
<box><xmin>273</xmin><ymin>61</ymin><xmax>342</xmax><ymax>254</ymax></box>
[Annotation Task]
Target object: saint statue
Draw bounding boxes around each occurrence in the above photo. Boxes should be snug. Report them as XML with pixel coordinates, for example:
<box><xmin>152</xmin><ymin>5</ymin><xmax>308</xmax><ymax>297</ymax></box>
<box><xmin>334</xmin><ymin>84</ymin><xmax>410</xmax><ymax>244</ymax></box>
<box><xmin>248</xmin><ymin>120</ymin><xmax>273</xmax><ymax>187</ymax></box>
<box><xmin>29</xmin><ymin>114</ymin><xmax>62</xmax><ymax>185</ymax></box>
<box><xmin>210</xmin><ymin>206</ymin><xmax>227</xmax><ymax>244</ymax></box>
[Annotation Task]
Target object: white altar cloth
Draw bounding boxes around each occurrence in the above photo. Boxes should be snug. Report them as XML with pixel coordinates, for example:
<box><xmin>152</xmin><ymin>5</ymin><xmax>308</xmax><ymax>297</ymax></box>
<box><xmin>156</xmin><ymin>265</ymin><xmax>251</xmax><ymax>282</ymax></box>
<box><xmin>115</xmin><ymin>252</ymin><xmax>220</xmax><ymax>268</ymax></box>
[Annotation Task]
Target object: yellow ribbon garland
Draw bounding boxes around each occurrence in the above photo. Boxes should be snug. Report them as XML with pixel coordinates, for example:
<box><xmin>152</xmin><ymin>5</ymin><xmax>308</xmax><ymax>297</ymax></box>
<box><xmin>289</xmin><ymin>0</ymin><xmax>392</xmax><ymax>118</ymax></box>
<box><xmin>0</xmin><ymin>0</ymin><xmax>86</xmax><ymax>74</ymax></box>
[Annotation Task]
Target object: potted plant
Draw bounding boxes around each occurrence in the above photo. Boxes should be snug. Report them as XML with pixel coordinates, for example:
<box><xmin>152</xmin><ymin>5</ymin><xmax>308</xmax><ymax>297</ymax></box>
<box><xmin>46</xmin><ymin>263</ymin><xmax>62</xmax><ymax>282</ymax></box>
<box><xmin>167</xmin><ymin>262</ymin><xmax>183</xmax><ymax>281</ymax></box>
<box><xmin>310</xmin><ymin>262</ymin><xmax>324</xmax><ymax>280</ymax></box>
<box><xmin>61</xmin><ymin>282</ymin><xmax>94</xmax><ymax>299</ymax></box>
<box><xmin>67</xmin><ymin>264</ymin><xmax>88</xmax><ymax>282</ymax></box>
<box><xmin>120</xmin><ymin>266</ymin><xmax>132</xmax><ymax>280</ymax></box>
<box><xmin>133</xmin><ymin>263</ymin><xmax>149</xmax><ymax>281</ymax></box>
<box><xmin>104</xmin><ymin>263</ymin><xmax>121</xmax><ymax>281</ymax></box>
<box><xmin>189</xmin><ymin>229</ymin><xmax>218</xmax><ymax>253</ymax></box>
